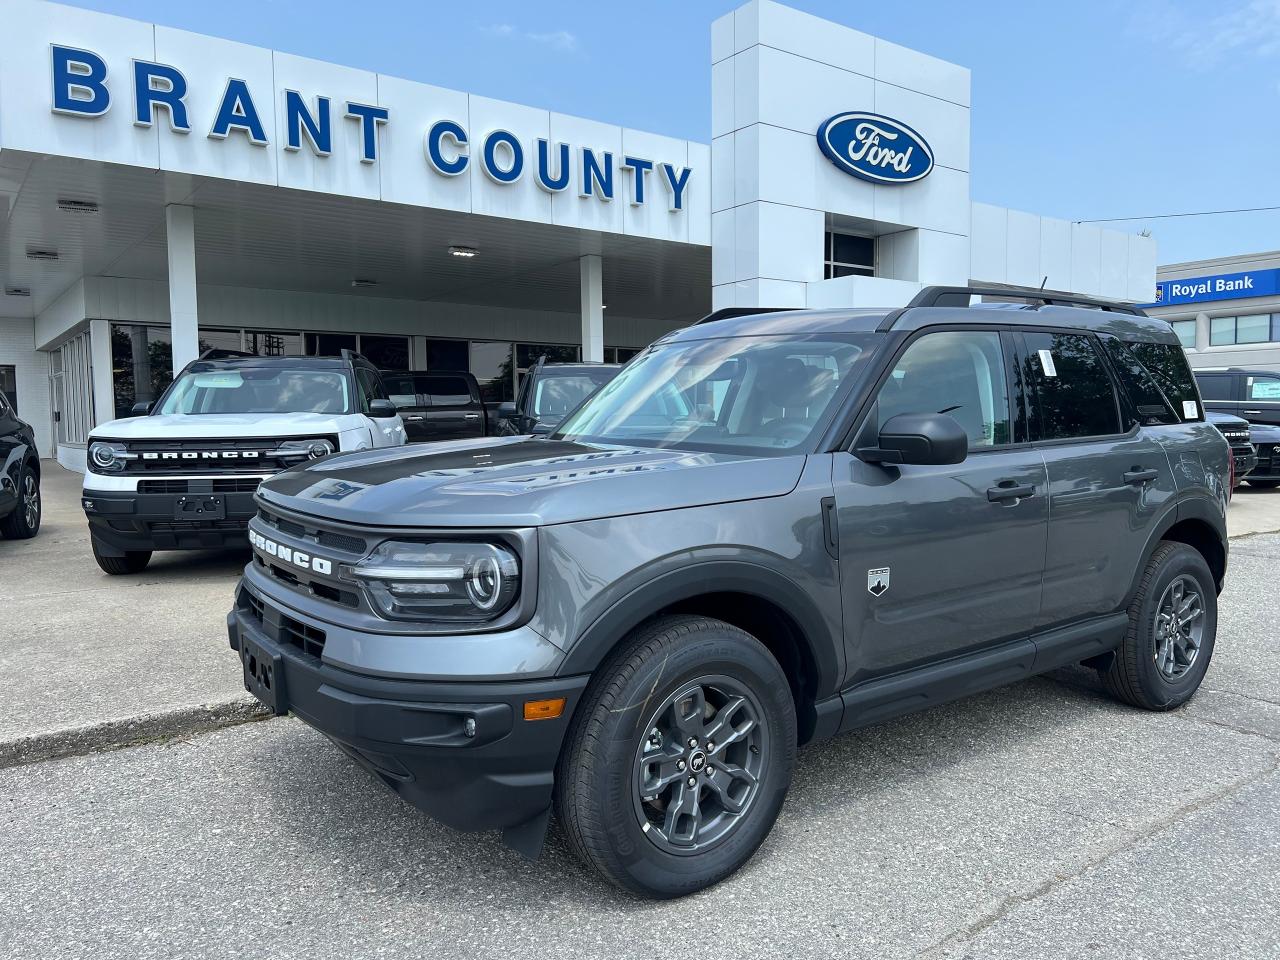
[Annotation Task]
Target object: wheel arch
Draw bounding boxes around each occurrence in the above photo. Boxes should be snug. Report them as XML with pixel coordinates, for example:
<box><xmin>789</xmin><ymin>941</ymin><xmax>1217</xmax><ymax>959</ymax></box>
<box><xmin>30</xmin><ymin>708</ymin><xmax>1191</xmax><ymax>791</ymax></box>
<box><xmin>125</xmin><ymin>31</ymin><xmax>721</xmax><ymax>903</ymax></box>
<box><xmin>557</xmin><ymin>561</ymin><xmax>841</xmax><ymax>745</ymax></box>
<box><xmin>1127</xmin><ymin>497</ymin><xmax>1227</xmax><ymax>603</ymax></box>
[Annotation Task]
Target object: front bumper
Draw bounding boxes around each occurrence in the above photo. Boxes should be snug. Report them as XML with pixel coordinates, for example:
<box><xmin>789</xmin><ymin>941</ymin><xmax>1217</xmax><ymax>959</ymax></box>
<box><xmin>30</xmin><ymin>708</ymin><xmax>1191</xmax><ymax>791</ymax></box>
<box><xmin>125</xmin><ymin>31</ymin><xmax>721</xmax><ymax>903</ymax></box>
<box><xmin>82</xmin><ymin>488</ymin><xmax>258</xmax><ymax>553</ymax></box>
<box><xmin>227</xmin><ymin>581</ymin><xmax>587</xmax><ymax>842</ymax></box>
<box><xmin>1230</xmin><ymin>445</ymin><xmax>1258</xmax><ymax>482</ymax></box>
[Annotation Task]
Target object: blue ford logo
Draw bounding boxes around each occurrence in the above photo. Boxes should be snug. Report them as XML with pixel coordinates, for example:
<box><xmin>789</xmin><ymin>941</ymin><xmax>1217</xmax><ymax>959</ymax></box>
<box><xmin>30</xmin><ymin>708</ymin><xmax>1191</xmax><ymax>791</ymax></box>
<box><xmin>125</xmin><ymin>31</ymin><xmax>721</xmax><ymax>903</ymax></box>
<box><xmin>817</xmin><ymin>112</ymin><xmax>933</xmax><ymax>185</ymax></box>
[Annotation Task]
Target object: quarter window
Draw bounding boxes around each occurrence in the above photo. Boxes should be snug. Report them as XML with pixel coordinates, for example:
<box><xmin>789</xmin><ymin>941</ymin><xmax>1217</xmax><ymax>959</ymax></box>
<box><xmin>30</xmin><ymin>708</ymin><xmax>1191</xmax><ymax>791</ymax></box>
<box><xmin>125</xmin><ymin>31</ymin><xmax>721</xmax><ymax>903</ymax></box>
<box><xmin>877</xmin><ymin>331</ymin><xmax>1011</xmax><ymax>448</ymax></box>
<box><xmin>1022</xmin><ymin>332</ymin><xmax>1121</xmax><ymax>440</ymax></box>
<box><xmin>1099</xmin><ymin>336</ymin><xmax>1178</xmax><ymax>426</ymax></box>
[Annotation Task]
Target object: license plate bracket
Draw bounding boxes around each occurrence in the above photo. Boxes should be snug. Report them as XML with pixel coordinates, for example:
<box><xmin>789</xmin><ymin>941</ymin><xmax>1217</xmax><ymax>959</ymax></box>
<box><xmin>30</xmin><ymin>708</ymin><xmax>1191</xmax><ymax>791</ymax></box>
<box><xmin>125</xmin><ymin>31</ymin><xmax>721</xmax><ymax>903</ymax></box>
<box><xmin>240</xmin><ymin>633</ymin><xmax>287</xmax><ymax>716</ymax></box>
<box><xmin>174</xmin><ymin>494</ymin><xmax>226</xmax><ymax>521</ymax></box>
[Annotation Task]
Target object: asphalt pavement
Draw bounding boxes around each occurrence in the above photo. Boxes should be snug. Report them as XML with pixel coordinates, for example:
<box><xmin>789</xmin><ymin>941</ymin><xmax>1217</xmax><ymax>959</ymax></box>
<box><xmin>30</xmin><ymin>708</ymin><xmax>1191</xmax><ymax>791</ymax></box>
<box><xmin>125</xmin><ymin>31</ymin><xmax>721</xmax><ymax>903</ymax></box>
<box><xmin>1</xmin><ymin>463</ymin><xmax>1278</xmax><ymax>958</ymax></box>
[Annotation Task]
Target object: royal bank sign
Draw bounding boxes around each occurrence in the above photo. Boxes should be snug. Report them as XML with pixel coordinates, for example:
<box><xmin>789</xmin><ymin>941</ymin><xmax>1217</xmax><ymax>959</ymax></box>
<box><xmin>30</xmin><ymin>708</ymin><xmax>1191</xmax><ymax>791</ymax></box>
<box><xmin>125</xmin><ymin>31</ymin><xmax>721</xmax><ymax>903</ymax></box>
<box><xmin>47</xmin><ymin>45</ymin><xmax>694</xmax><ymax>211</ymax></box>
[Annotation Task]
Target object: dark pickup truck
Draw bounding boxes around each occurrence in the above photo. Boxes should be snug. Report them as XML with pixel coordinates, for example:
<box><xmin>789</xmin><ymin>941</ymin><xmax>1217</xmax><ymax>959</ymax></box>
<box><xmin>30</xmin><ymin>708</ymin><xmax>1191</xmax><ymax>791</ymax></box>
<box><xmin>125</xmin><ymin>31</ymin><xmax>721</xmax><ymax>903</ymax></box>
<box><xmin>382</xmin><ymin>371</ymin><xmax>487</xmax><ymax>443</ymax></box>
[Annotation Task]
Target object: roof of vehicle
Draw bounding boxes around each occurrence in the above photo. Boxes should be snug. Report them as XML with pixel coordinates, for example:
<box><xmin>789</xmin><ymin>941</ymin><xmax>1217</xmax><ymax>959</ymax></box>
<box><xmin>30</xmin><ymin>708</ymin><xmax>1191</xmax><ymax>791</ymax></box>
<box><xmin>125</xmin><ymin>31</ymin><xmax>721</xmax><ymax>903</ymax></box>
<box><xmin>380</xmin><ymin>369</ymin><xmax>478</xmax><ymax>379</ymax></box>
<box><xmin>183</xmin><ymin>355</ymin><xmax>354</xmax><ymax>374</ymax></box>
<box><xmin>535</xmin><ymin>362</ymin><xmax>623</xmax><ymax>373</ymax></box>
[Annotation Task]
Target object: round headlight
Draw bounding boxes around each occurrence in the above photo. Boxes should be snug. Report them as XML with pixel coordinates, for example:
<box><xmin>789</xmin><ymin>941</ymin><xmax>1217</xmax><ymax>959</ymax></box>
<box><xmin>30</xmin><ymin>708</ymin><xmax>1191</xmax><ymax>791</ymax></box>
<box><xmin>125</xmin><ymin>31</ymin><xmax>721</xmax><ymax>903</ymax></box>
<box><xmin>306</xmin><ymin>440</ymin><xmax>334</xmax><ymax>460</ymax></box>
<box><xmin>89</xmin><ymin>441</ymin><xmax>127</xmax><ymax>472</ymax></box>
<box><xmin>90</xmin><ymin>444</ymin><xmax>116</xmax><ymax>468</ymax></box>
<box><xmin>466</xmin><ymin>555</ymin><xmax>503</xmax><ymax>610</ymax></box>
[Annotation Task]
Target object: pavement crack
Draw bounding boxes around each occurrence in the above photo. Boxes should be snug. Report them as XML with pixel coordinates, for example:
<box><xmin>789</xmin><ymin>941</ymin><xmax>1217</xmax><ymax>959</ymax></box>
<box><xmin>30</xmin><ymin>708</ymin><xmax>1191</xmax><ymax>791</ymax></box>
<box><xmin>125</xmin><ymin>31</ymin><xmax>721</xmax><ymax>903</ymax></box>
<box><xmin>913</xmin><ymin>754</ymin><xmax>1280</xmax><ymax>959</ymax></box>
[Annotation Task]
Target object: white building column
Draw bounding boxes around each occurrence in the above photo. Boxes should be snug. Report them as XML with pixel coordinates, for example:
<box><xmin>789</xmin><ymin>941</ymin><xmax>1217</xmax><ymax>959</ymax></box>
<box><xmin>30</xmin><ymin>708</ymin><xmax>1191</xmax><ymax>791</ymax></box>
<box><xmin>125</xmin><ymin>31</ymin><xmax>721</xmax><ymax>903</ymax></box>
<box><xmin>579</xmin><ymin>254</ymin><xmax>604</xmax><ymax>362</ymax></box>
<box><xmin>88</xmin><ymin>317</ymin><xmax>115</xmax><ymax>426</ymax></box>
<box><xmin>165</xmin><ymin>204</ymin><xmax>199</xmax><ymax>374</ymax></box>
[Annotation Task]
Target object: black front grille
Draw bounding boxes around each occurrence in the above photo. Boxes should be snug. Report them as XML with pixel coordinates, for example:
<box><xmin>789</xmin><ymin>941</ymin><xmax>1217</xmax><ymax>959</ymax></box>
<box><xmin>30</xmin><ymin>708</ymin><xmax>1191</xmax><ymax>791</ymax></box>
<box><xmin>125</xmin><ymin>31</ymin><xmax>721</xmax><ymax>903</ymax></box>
<box><xmin>150</xmin><ymin>519</ymin><xmax>245</xmax><ymax>532</ymax></box>
<box><xmin>139</xmin><ymin>478</ymin><xmax>261</xmax><ymax>494</ymax></box>
<box><xmin>257</xmin><ymin>508</ymin><xmax>367</xmax><ymax>555</ymax></box>
<box><xmin>114</xmin><ymin>436</ymin><xmax>336</xmax><ymax>475</ymax></box>
<box><xmin>1256</xmin><ymin>443</ymin><xmax>1277</xmax><ymax>476</ymax></box>
<box><xmin>253</xmin><ymin>553</ymin><xmax>360</xmax><ymax>607</ymax></box>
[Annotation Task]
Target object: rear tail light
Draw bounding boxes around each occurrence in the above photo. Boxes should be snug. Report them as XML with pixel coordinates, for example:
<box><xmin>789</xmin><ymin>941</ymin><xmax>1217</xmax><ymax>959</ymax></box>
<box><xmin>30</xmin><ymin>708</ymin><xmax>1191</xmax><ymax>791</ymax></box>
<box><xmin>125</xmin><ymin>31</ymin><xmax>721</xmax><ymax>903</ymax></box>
<box><xmin>1228</xmin><ymin>455</ymin><xmax>1235</xmax><ymax>501</ymax></box>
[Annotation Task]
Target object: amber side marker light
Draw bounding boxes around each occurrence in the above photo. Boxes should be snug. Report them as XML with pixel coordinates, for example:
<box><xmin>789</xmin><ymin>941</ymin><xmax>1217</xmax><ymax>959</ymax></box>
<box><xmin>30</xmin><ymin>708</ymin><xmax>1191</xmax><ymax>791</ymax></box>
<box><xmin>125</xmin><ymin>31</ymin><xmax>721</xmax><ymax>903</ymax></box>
<box><xmin>524</xmin><ymin>698</ymin><xmax>566</xmax><ymax>721</ymax></box>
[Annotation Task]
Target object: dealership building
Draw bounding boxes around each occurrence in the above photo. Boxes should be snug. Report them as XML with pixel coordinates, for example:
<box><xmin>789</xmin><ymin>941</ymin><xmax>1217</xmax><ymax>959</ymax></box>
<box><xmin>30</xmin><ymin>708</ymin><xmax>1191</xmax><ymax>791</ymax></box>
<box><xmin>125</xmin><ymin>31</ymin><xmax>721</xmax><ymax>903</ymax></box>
<box><xmin>1144</xmin><ymin>251</ymin><xmax>1280</xmax><ymax>373</ymax></box>
<box><xmin>0</xmin><ymin>0</ymin><xmax>1157</xmax><ymax>469</ymax></box>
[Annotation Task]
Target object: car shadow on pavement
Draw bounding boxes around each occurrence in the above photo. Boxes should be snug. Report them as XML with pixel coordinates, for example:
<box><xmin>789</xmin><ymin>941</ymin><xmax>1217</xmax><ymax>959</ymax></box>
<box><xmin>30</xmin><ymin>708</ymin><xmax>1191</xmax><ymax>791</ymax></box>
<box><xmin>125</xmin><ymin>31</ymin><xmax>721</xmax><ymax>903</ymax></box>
<box><xmin>241</xmin><ymin>668</ymin><xmax>1139</xmax><ymax>908</ymax></box>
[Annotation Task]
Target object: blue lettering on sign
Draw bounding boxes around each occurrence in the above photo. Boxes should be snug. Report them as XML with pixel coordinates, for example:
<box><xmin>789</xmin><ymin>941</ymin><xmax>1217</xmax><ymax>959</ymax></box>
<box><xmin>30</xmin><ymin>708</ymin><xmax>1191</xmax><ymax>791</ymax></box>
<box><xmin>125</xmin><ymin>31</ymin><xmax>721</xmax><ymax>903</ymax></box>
<box><xmin>45</xmin><ymin>47</ymin><xmax>694</xmax><ymax>210</ymax></box>
<box><xmin>661</xmin><ymin>163</ymin><xmax>692</xmax><ymax>211</ymax></box>
<box><xmin>284</xmin><ymin>92</ymin><xmax>331</xmax><ymax>156</ymax></box>
<box><xmin>345</xmin><ymin>102</ymin><xmax>389</xmax><ymax>163</ymax></box>
<box><xmin>1147</xmin><ymin>269</ymin><xmax>1280</xmax><ymax>307</ymax></box>
<box><xmin>817</xmin><ymin>111</ymin><xmax>933</xmax><ymax>185</ymax></box>
<box><xmin>51</xmin><ymin>45</ymin><xmax>110</xmax><ymax>117</ymax></box>
<box><xmin>426</xmin><ymin>120</ymin><xmax>469</xmax><ymax>175</ymax></box>
<box><xmin>482</xmin><ymin>130</ymin><xmax>524</xmax><ymax>183</ymax></box>
<box><xmin>536</xmin><ymin>139</ymin><xmax>571</xmax><ymax>192</ymax></box>
<box><xmin>133</xmin><ymin>60</ymin><xmax>189</xmax><ymax>132</ymax></box>
<box><xmin>622</xmin><ymin>156</ymin><xmax>653</xmax><ymax>205</ymax></box>
<box><xmin>581</xmin><ymin>148</ymin><xmax>613</xmax><ymax>200</ymax></box>
<box><xmin>210</xmin><ymin>78</ymin><xmax>268</xmax><ymax>145</ymax></box>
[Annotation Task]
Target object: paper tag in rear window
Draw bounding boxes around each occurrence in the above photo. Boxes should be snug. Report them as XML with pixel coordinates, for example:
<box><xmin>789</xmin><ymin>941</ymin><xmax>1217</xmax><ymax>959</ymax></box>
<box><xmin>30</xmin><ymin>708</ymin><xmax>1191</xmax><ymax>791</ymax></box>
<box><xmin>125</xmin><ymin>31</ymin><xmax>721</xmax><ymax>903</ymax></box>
<box><xmin>1037</xmin><ymin>349</ymin><xmax>1058</xmax><ymax>377</ymax></box>
<box><xmin>1183</xmin><ymin>400</ymin><xmax>1199</xmax><ymax>420</ymax></box>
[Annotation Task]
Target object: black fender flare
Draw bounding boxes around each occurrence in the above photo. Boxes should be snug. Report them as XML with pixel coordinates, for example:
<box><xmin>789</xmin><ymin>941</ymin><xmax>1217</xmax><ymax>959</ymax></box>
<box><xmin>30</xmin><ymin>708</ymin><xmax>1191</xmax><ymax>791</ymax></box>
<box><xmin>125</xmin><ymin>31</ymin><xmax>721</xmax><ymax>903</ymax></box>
<box><xmin>555</xmin><ymin>559</ymin><xmax>842</xmax><ymax>701</ymax></box>
<box><xmin>1123</xmin><ymin>495</ymin><xmax>1227</xmax><ymax>607</ymax></box>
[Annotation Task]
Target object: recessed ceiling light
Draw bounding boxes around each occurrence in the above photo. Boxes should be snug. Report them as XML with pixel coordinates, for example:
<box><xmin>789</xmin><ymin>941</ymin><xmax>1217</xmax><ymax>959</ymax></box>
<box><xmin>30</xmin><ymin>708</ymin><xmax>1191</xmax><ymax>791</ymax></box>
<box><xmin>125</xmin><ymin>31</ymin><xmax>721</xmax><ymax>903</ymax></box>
<box><xmin>4</xmin><ymin>286</ymin><xmax>31</xmax><ymax>297</ymax></box>
<box><xmin>57</xmin><ymin>198</ymin><xmax>99</xmax><ymax>214</ymax></box>
<box><xmin>449</xmin><ymin>246</ymin><xmax>478</xmax><ymax>258</ymax></box>
<box><xmin>25</xmin><ymin>247</ymin><xmax>59</xmax><ymax>261</ymax></box>
<box><xmin>350</xmin><ymin>278</ymin><xmax>377</xmax><ymax>288</ymax></box>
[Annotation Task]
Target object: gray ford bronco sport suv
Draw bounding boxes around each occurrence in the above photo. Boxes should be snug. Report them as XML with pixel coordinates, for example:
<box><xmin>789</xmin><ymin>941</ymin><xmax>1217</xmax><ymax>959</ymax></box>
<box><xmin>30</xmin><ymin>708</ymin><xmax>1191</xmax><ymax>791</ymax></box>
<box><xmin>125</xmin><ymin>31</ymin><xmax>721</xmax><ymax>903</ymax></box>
<box><xmin>229</xmin><ymin>285</ymin><xmax>1229</xmax><ymax>898</ymax></box>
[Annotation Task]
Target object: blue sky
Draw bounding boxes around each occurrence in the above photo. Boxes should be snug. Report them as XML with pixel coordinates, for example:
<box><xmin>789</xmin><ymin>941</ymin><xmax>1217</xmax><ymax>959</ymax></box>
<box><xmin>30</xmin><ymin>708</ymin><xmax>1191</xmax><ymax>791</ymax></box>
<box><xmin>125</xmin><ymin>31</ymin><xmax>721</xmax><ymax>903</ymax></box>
<box><xmin>64</xmin><ymin>0</ymin><xmax>1280</xmax><ymax>266</ymax></box>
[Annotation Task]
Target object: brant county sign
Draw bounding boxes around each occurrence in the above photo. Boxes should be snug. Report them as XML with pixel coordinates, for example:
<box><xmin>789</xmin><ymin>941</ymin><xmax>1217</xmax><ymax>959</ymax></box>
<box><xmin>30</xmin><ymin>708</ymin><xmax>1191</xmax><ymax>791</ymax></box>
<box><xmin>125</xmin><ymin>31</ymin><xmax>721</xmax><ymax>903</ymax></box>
<box><xmin>817</xmin><ymin>112</ymin><xmax>933</xmax><ymax>185</ymax></box>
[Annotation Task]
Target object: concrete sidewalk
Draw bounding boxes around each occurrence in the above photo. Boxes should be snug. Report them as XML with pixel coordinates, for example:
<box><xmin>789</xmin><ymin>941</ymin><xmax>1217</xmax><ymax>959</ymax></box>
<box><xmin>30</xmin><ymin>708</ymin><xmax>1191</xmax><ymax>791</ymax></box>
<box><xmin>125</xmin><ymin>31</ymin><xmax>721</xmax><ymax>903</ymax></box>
<box><xmin>3</xmin><ymin>460</ymin><xmax>1280</xmax><ymax>767</ymax></box>
<box><xmin>0</xmin><ymin>462</ymin><xmax>263</xmax><ymax>764</ymax></box>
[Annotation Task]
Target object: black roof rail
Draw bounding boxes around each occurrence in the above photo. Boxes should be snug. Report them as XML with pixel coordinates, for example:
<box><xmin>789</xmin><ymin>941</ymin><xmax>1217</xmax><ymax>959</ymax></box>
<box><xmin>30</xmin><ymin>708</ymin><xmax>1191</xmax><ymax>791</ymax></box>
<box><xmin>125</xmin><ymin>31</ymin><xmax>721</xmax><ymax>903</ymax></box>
<box><xmin>339</xmin><ymin>348</ymin><xmax>375</xmax><ymax>366</ymax></box>
<box><xmin>906</xmin><ymin>285</ymin><xmax>1145</xmax><ymax>316</ymax></box>
<box><xmin>197</xmin><ymin>347</ymin><xmax>256</xmax><ymax>360</ymax></box>
<box><xmin>695</xmin><ymin>306</ymin><xmax>800</xmax><ymax>325</ymax></box>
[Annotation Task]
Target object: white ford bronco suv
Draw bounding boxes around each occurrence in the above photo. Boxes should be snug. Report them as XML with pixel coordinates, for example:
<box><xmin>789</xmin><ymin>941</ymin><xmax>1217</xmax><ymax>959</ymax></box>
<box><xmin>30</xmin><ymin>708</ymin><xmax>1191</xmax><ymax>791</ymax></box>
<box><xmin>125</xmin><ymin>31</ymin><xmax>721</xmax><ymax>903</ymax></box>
<box><xmin>83</xmin><ymin>349</ymin><xmax>405</xmax><ymax>574</ymax></box>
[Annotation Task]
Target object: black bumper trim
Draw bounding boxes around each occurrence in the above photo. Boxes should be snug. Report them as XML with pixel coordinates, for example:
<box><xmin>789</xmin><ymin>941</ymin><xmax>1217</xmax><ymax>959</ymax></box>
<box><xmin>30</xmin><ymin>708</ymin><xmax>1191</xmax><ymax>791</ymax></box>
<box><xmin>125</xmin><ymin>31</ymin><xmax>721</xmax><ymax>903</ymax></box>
<box><xmin>227</xmin><ymin>602</ymin><xmax>588</xmax><ymax>836</ymax></box>
<box><xmin>83</xmin><ymin>489</ymin><xmax>257</xmax><ymax>553</ymax></box>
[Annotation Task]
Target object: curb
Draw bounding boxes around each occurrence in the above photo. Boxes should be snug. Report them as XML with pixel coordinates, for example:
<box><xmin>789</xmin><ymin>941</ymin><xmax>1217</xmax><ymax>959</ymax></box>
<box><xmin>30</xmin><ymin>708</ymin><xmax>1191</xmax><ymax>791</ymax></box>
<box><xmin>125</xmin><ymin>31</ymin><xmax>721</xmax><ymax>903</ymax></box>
<box><xmin>0</xmin><ymin>698</ymin><xmax>273</xmax><ymax>770</ymax></box>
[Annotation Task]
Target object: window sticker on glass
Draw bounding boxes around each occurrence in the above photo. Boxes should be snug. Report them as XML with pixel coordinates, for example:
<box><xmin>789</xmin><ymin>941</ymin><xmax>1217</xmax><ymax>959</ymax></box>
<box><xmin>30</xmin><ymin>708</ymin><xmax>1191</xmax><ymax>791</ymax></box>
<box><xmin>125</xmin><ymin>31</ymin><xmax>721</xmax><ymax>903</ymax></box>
<box><xmin>1251</xmin><ymin>380</ymin><xmax>1280</xmax><ymax>399</ymax></box>
<box><xmin>1037</xmin><ymin>349</ymin><xmax>1058</xmax><ymax>377</ymax></box>
<box><xmin>1182</xmin><ymin>400</ymin><xmax>1199</xmax><ymax>420</ymax></box>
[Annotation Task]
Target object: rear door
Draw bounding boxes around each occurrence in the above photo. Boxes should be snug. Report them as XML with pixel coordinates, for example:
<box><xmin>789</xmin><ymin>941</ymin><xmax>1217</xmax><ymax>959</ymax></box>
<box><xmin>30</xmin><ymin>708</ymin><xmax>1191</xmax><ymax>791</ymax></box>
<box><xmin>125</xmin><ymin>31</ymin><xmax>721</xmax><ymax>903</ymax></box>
<box><xmin>421</xmin><ymin>374</ymin><xmax>485</xmax><ymax>440</ymax></box>
<box><xmin>1242</xmin><ymin>372</ymin><xmax>1280</xmax><ymax>427</ymax></box>
<box><xmin>834</xmin><ymin>327</ymin><xmax>1049</xmax><ymax>680</ymax></box>
<box><xmin>1019</xmin><ymin>330</ymin><xmax>1176</xmax><ymax>628</ymax></box>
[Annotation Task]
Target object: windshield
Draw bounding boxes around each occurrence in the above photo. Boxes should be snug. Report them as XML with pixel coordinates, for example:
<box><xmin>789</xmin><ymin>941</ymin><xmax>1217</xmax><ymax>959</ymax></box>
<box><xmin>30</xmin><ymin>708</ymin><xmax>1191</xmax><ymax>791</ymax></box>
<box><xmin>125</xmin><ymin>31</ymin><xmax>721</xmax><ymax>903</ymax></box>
<box><xmin>156</xmin><ymin>367</ymin><xmax>351</xmax><ymax>416</ymax></box>
<box><xmin>532</xmin><ymin>369</ymin><xmax>619</xmax><ymax>421</ymax></box>
<box><xmin>552</xmin><ymin>334</ymin><xmax>873</xmax><ymax>455</ymax></box>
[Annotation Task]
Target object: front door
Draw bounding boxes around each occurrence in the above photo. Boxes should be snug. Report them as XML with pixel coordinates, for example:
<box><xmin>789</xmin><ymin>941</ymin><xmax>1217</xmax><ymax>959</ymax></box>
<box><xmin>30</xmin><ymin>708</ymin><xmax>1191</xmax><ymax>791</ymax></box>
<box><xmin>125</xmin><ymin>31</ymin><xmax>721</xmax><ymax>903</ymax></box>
<box><xmin>834</xmin><ymin>328</ymin><xmax>1048</xmax><ymax>683</ymax></box>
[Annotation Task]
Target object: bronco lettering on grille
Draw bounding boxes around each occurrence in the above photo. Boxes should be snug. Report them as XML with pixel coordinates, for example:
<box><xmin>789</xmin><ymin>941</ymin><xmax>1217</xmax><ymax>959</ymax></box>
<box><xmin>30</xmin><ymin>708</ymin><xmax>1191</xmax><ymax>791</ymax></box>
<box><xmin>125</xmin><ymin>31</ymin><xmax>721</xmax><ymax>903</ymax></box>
<box><xmin>249</xmin><ymin>530</ymin><xmax>334</xmax><ymax>575</ymax></box>
<box><xmin>141</xmin><ymin>451</ymin><xmax>261</xmax><ymax>460</ymax></box>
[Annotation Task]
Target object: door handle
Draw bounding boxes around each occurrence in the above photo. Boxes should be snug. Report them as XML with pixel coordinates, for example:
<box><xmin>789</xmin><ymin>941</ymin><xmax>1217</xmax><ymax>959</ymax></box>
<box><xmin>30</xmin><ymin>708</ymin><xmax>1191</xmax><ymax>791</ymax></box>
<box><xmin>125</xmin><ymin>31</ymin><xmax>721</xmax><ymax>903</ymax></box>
<box><xmin>987</xmin><ymin>481</ymin><xmax>1035</xmax><ymax>502</ymax></box>
<box><xmin>464</xmin><ymin>413</ymin><xmax>481</xmax><ymax>420</ymax></box>
<box><xmin>1123</xmin><ymin>468</ymin><xmax>1159</xmax><ymax>486</ymax></box>
<box><xmin>1244</xmin><ymin>409</ymin><xmax>1262</xmax><ymax>415</ymax></box>
<box><xmin>404</xmin><ymin>415</ymin><xmax>424</xmax><ymax>422</ymax></box>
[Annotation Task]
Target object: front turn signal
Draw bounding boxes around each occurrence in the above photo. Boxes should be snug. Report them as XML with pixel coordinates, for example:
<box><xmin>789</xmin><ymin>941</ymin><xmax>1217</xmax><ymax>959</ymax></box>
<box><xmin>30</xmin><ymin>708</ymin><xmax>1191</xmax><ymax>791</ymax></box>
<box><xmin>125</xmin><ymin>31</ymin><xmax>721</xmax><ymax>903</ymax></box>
<box><xmin>523</xmin><ymin>698</ymin><xmax>566</xmax><ymax>721</ymax></box>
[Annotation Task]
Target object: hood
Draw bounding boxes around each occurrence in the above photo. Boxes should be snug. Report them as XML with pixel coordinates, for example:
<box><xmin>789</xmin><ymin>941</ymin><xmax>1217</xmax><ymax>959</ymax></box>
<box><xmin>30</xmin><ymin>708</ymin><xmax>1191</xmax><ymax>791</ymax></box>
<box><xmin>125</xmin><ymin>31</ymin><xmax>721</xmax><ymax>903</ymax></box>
<box><xmin>257</xmin><ymin>436</ymin><xmax>806</xmax><ymax>528</ymax></box>
<box><xmin>1247</xmin><ymin>421</ymin><xmax>1280</xmax><ymax>442</ymax></box>
<box><xmin>89</xmin><ymin>412</ymin><xmax>358</xmax><ymax>440</ymax></box>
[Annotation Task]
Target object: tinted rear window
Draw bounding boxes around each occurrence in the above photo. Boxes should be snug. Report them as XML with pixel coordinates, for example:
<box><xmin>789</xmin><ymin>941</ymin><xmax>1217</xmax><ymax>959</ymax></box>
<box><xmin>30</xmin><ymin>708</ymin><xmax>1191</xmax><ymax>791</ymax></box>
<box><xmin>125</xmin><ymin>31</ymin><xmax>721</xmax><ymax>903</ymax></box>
<box><xmin>1023</xmin><ymin>331</ymin><xmax>1121</xmax><ymax>440</ymax></box>
<box><xmin>1131</xmin><ymin>342</ymin><xmax>1204</xmax><ymax>420</ymax></box>
<box><xmin>1099</xmin><ymin>336</ymin><xmax>1179</xmax><ymax>426</ymax></box>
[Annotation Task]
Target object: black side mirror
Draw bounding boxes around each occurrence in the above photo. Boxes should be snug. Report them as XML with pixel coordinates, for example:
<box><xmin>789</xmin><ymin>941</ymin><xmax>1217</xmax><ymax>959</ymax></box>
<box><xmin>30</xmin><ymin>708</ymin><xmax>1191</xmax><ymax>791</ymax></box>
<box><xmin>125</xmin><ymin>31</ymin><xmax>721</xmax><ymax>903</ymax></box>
<box><xmin>497</xmin><ymin>401</ymin><xmax>517</xmax><ymax>419</ymax></box>
<box><xmin>131</xmin><ymin>401</ymin><xmax>153</xmax><ymax>416</ymax></box>
<box><xmin>862</xmin><ymin>412</ymin><xmax>968</xmax><ymax>465</ymax></box>
<box><xmin>368</xmin><ymin>399</ymin><xmax>398</xmax><ymax>419</ymax></box>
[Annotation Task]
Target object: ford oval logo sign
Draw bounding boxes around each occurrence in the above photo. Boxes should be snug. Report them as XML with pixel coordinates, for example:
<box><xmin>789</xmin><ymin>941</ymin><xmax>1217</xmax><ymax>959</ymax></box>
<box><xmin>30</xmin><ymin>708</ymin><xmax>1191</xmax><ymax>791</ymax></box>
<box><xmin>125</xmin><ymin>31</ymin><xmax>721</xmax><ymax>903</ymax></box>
<box><xmin>817</xmin><ymin>112</ymin><xmax>934</xmax><ymax>185</ymax></box>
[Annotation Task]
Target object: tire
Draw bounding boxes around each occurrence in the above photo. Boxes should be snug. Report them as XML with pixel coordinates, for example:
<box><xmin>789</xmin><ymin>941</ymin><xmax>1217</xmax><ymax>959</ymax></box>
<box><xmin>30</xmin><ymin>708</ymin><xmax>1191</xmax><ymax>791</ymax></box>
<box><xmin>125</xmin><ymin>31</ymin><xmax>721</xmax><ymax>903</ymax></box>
<box><xmin>555</xmin><ymin>615</ymin><xmax>796</xmax><ymax>899</ymax></box>
<box><xmin>1100</xmin><ymin>541</ymin><xmax>1217</xmax><ymax>711</ymax></box>
<box><xmin>0</xmin><ymin>465</ymin><xmax>40</xmax><ymax>539</ymax></box>
<box><xmin>91</xmin><ymin>537</ymin><xmax>152</xmax><ymax>575</ymax></box>
<box><xmin>1246</xmin><ymin>478</ymin><xmax>1280</xmax><ymax>489</ymax></box>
